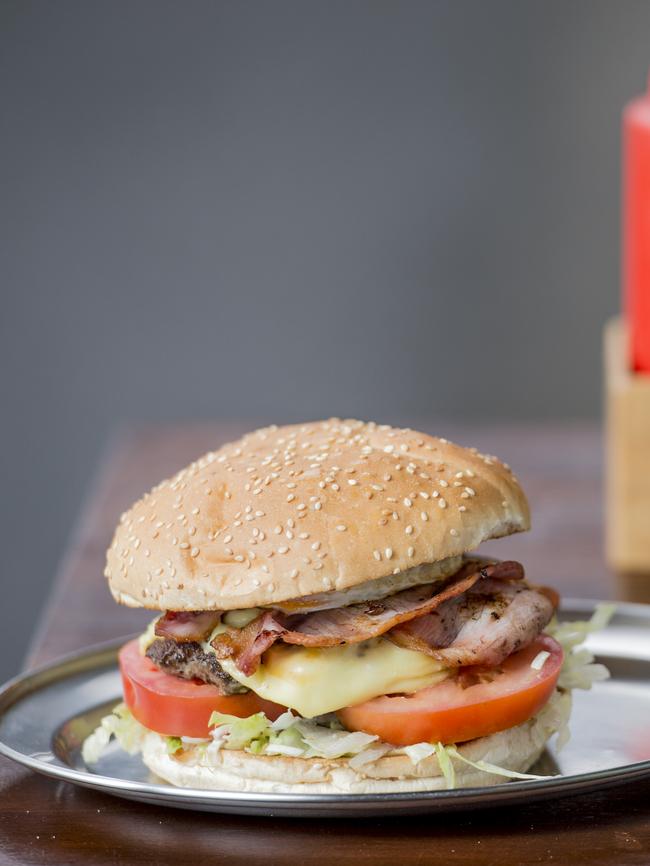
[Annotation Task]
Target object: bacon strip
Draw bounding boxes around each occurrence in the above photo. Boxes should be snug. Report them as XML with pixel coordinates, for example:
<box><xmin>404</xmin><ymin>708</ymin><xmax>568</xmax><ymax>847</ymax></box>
<box><xmin>281</xmin><ymin>560</ymin><xmax>510</xmax><ymax>647</ymax></box>
<box><xmin>210</xmin><ymin>560</ymin><xmax>524</xmax><ymax>674</ymax></box>
<box><xmin>155</xmin><ymin>610</ymin><xmax>222</xmax><ymax>643</ymax></box>
<box><xmin>211</xmin><ymin>611</ymin><xmax>287</xmax><ymax>676</ymax></box>
<box><xmin>387</xmin><ymin>579</ymin><xmax>554</xmax><ymax>668</ymax></box>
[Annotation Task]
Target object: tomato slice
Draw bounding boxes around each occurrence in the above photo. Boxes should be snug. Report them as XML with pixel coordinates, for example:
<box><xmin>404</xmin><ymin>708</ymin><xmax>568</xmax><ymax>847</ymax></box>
<box><xmin>119</xmin><ymin>639</ymin><xmax>286</xmax><ymax>737</ymax></box>
<box><xmin>337</xmin><ymin>635</ymin><xmax>563</xmax><ymax>746</ymax></box>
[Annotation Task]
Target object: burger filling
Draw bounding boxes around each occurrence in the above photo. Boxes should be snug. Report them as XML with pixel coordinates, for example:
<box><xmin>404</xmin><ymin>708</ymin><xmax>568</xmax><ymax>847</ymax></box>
<box><xmin>83</xmin><ymin>557</ymin><xmax>613</xmax><ymax>783</ymax></box>
<box><xmin>142</xmin><ymin>558</ymin><xmax>554</xmax><ymax>718</ymax></box>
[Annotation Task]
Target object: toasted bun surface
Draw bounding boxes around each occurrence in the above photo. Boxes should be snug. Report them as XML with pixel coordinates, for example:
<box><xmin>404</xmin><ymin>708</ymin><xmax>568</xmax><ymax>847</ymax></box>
<box><xmin>141</xmin><ymin>691</ymin><xmax>567</xmax><ymax>793</ymax></box>
<box><xmin>106</xmin><ymin>419</ymin><xmax>530</xmax><ymax>610</ymax></box>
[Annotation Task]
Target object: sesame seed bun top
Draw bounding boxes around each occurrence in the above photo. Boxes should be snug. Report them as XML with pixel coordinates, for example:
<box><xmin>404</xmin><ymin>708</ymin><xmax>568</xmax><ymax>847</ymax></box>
<box><xmin>105</xmin><ymin>419</ymin><xmax>530</xmax><ymax>611</ymax></box>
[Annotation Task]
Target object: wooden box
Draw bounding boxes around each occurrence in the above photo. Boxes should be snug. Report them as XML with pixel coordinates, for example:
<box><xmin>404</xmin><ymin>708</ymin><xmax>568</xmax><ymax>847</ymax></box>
<box><xmin>605</xmin><ymin>317</ymin><xmax>650</xmax><ymax>598</ymax></box>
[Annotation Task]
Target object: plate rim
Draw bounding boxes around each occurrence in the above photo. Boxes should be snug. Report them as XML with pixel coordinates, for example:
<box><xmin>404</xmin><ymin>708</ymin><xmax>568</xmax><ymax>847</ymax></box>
<box><xmin>1</xmin><ymin>597</ymin><xmax>650</xmax><ymax>810</ymax></box>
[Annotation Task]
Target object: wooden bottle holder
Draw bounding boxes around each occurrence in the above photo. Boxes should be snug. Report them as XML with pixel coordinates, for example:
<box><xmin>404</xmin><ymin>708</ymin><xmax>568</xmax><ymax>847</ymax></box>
<box><xmin>605</xmin><ymin>317</ymin><xmax>650</xmax><ymax>601</ymax></box>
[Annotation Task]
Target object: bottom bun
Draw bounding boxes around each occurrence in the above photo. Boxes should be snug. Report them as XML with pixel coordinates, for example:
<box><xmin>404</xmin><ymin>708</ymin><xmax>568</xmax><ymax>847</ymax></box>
<box><xmin>141</xmin><ymin>691</ymin><xmax>570</xmax><ymax>793</ymax></box>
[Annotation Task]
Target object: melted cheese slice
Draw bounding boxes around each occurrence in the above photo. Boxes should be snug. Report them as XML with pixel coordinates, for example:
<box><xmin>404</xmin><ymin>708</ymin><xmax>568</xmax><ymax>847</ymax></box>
<box><xmin>208</xmin><ymin>634</ymin><xmax>449</xmax><ymax>718</ymax></box>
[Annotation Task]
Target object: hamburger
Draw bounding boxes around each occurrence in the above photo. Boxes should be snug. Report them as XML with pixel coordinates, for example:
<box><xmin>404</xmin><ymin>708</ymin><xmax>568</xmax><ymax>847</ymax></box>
<box><xmin>84</xmin><ymin>420</ymin><xmax>610</xmax><ymax>793</ymax></box>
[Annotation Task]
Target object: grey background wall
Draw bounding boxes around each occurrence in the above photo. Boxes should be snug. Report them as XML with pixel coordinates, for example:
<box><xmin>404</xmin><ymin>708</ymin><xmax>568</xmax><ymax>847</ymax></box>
<box><xmin>1</xmin><ymin>0</ymin><xmax>648</xmax><ymax>679</ymax></box>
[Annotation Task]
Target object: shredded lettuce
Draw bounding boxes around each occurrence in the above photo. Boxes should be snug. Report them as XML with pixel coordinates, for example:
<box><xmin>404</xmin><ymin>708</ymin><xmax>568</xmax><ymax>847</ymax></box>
<box><xmin>530</xmin><ymin>650</ymin><xmax>550</xmax><ymax>670</ymax></box>
<box><xmin>548</xmin><ymin>603</ymin><xmax>615</xmax><ymax>693</ymax></box>
<box><xmin>166</xmin><ymin>736</ymin><xmax>183</xmax><ymax>755</ymax></box>
<box><xmin>444</xmin><ymin>745</ymin><xmax>549</xmax><ymax>781</ymax></box>
<box><xmin>270</xmin><ymin>710</ymin><xmax>299</xmax><ymax>732</ymax></box>
<box><xmin>434</xmin><ymin>742</ymin><xmax>456</xmax><ymax>789</ymax></box>
<box><xmin>548</xmin><ymin>603</ymin><xmax>616</xmax><ymax>649</ymax></box>
<box><xmin>81</xmin><ymin>703</ymin><xmax>148</xmax><ymax>764</ymax></box>
<box><xmin>403</xmin><ymin>742</ymin><xmax>436</xmax><ymax>765</ymax></box>
<box><xmin>347</xmin><ymin>743</ymin><xmax>392</xmax><ymax>769</ymax></box>
<box><xmin>208</xmin><ymin>711</ymin><xmax>271</xmax><ymax>751</ymax></box>
<box><xmin>265</xmin><ymin>743</ymin><xmax>305</xmax><ymax>757</ymax></box>
<box><xmin>294</xmin><ymin>720</ymin><xmax>378</xmax><ymax>759</ymax></box>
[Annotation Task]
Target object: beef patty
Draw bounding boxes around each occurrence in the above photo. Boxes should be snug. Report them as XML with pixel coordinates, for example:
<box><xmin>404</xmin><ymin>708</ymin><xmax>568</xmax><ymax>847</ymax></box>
<box><xmin>146</xmin><ymin>638</ymin><xmax>247</xmax><ymax>695</ymax></box>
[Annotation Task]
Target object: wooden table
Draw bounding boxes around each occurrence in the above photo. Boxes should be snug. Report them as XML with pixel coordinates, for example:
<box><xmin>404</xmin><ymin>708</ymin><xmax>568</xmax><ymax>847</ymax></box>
<box><xmin>1</xmin><ymin>422</ymin><xmax>649</xmax><ymax>865</ymax></box>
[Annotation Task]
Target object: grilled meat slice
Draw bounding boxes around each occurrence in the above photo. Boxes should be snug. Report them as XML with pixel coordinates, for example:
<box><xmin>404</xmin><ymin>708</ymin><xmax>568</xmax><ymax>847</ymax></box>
<box><xmin>146</xmin><ymin>638</ymin><xmax>248</xmax><ymax>694</ymax></box>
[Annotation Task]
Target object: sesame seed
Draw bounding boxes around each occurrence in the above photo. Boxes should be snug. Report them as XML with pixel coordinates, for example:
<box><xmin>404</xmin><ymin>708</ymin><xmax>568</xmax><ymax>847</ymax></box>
<box><xmin>234</xmin><ymin>555</ymin><xmax>244</xmax><ymax>562</ymax></box>
<box><xmin>179</xmin><ymin>542</ymin><xmax>190</xmax><ymax>550</ymax></box>
<box><xmin>385</xmin><ymin>547</ymin><xmax>393</xmax><ymax>559</ymax></box>
<box><xmin>347</xmin><ymin>479</ymin><xmax>358</xmax><ymax>486</ymax></box>
<box><xmin>373</xmin><ymin>549</ymin><xmax>382</xmax><ymax>561</ymax></box>
<box><xmin>287</xmin><ymin>494</ymin><xmax>295</xmax><ymax>502</ymax></box>
<box><xmin>405</xmin><ymin>525</ymin><xmax>414</xmax><ymax>535</ymax></box>
<box><xmin>403</xmin><ymin>497</ymin><xmax>413</xmax><ymax>507</ymax></box>
<box><xmin>313</xmin><ymin>562</ymin><xmax>323</xmax><ymax>570</ymax></box>
<box><xmin>438</xmin><ymin>498</ymin><xmax>447</xmax><ymax>509</ymax></box>
<box><xmin>314</xmin><ymin>501</ymin><xmax>322</xmax><ymax>510</ymax></box>
<box><xmin>278</xmin><ymin>546</ymin><xmax>289</xmax><ymax>554</ymax></box>
<box><xmin>459</xmin><ymin>505</ymin><xmax>467</xmax><ymax>512</ymax></box>
<box><xmin>296</xmin><ymin>503</ymin><xmax>306</xmax><ymax>511</ymax></box>
<box><xmin>190</xmin><ymin>546</ymin><xmax>200</xmax><ymax>557</ymax></box>
<box><xmin>450</xmin><ymin>529</ymin><xmax>459</xmax><ymax>537</ymax></box>
<box><xmin>407</xmin><ymin>546</ymin><xmax>415</xmax><ymax>557</ymax></box>
<box><xmin>419</xmin><ymin>491</ymin><xmax>429</xmax><ymax>500</ymax></box>
<box><xmin>464</xmin><ymin>487</ymin><xmax>476</xmax><ymax>497</ymax></box>
<box><xmin>439</xmin><ymin>479</ymin><xmax>449</xmax><ymax>488</ymax></box>
<box><xmin>224</xmin><ymin>534</ymin><xmax>233</xmax><ymax>543</ymax></box>
<box><xmin>336</xmin><ymin>524</ymin><xmax>347</xmax><ymax>532</ymax></box>
<box><xmin>312</xmin><ymin>541</ymin><xmax>321</xmax><ymax>550</ymax></box>
<box><xmin>421</xmin><ymin>511</ymin><xmax>428</xmax><ymax>521</ymax></box>
<box><xmin>274</xmin><ymin>525</ymin><xmax>282</xmax><ymax>535</ymax></box>
<box><xmin>432</xmin><ymin>490</ymin><xmax>440</xmax><ymax>498</ymax></box>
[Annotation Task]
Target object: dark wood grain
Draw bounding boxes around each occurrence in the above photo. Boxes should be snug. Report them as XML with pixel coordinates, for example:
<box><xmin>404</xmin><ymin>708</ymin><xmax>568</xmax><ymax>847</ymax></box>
<box><xmin>1</xmin><ymin>421</ymin><xmax>649</xmax><ymax>866</ymax></box>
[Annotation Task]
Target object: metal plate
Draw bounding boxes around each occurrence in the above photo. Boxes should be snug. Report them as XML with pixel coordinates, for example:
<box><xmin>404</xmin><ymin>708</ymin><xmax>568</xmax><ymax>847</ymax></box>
<box><xmin>1</xmin><ymin>600</ymin><xmax>649</xmax><ymax>817</ymax></box>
